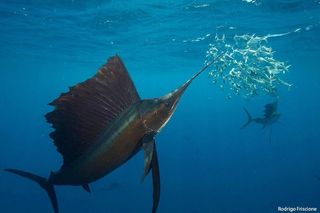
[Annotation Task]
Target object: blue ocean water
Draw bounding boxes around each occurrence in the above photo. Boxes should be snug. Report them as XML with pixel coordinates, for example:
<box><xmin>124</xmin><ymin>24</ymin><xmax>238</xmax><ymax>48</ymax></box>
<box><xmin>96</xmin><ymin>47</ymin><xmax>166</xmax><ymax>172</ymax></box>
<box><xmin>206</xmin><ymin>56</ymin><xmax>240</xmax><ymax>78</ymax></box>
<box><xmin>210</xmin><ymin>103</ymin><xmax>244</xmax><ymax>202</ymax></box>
<box><xmin>0</xmin><ymin>0</ymin><xmax>320</xmax><ymax>212</ymax></box>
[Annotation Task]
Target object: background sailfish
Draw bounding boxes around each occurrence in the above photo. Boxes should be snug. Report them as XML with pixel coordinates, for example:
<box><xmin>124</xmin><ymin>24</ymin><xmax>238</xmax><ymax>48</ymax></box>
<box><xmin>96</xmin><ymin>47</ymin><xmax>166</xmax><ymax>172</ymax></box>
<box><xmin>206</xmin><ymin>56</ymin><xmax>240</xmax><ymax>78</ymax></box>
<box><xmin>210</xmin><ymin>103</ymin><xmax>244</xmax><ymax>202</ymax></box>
<box><xmin>241</xmin><ymin>100</ymin><xmax>280</xmax><ymax>143</ymax></box>
<box><xmin>4</xmin><ymin>56</ymin><xmax>212</xmax><ymax>213</ymax></box>
<box><xmin>241</xmin><ymin>101</ymin><xmax>280</xmax><ymax>129</ymax></box>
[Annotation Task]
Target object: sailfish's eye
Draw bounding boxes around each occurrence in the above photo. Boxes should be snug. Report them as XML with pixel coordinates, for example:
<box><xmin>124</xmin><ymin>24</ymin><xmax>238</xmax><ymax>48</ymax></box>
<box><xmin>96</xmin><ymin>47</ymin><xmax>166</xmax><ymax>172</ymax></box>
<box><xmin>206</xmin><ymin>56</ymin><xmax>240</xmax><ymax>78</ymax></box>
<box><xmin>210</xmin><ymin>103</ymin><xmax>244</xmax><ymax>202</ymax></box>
<box><xmin>164</xmin><ymin>101</ymin><xmax>171</xmax><ymax>108</ymax></box>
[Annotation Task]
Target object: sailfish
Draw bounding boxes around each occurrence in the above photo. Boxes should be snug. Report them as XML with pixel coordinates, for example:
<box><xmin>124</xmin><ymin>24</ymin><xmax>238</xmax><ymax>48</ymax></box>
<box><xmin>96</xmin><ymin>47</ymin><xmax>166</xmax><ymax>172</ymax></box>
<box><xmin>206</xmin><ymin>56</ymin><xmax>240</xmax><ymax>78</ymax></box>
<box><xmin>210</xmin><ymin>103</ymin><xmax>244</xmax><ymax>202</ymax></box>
<box><xmin>4</xmin><ymin>55</ymin><xmax>213</xmax><ymax>213</ymax></box>
<box><xmin>241</xmin><ymin>101</ymin><xmax>280</xmax><ymax>129</ymax></box>
<box><xmin>241</xmin><ymin>100</ymin><xmax>280</xmax><ymax>143</ymax></box>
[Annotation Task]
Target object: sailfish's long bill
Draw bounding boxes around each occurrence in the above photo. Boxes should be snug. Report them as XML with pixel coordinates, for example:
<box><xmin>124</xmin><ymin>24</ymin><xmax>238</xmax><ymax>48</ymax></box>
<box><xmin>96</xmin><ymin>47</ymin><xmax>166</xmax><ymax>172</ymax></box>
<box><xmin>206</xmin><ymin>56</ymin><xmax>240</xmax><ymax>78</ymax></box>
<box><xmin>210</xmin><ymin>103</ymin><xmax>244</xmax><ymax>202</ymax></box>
<box><xmin>4</xmin><ymin>55</ymin><xmax>213</xmax><ymax>213</ymax></box>
<box><xmin>157</xmin><ymin>60</ymin><xmax>214</xmax><ymax>131</ymax></box>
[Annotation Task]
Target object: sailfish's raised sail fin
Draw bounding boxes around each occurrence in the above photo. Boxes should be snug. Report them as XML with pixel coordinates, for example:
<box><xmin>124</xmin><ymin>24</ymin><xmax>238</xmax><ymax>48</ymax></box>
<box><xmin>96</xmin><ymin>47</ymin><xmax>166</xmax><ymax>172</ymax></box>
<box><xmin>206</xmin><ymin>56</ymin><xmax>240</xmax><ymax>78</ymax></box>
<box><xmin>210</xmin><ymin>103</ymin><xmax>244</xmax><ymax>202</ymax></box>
<box><xmin>45</xmin><ymin>56</ymin><xmax>141</xmax><ymax>165</ymax></box>
<box><xmin>264</xmin><ymin>100</ymin><xmax>278</xmax><ymax>118</ymax></box>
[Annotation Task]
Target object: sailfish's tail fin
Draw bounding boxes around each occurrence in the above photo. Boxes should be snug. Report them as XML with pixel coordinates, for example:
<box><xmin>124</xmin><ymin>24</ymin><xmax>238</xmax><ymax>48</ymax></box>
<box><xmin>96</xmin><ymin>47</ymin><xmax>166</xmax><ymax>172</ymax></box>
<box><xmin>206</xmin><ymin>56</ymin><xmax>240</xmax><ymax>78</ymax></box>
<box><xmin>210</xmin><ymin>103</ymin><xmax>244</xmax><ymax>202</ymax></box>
<box><xmin>241</xmin><ymin>107</ymin><xmax>253</xmax><ymax>129</ymax></box>
<box><xmin>4</xmin><ymin>168</ymin><xmax>58</xmax><ymax>213</ymax></box>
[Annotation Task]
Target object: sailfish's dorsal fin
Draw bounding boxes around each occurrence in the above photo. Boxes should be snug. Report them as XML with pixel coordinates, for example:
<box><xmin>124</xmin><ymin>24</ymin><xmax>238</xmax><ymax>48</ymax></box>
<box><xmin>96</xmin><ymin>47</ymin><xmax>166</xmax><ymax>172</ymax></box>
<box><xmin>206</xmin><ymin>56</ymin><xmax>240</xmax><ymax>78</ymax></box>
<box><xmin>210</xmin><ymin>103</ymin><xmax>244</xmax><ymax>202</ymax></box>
<box><xmin>45</xmin><ymin>56</ymin><xmax>141</xmax><ymax>165</ymax></box>
<box><xmin>264</xmin><ymin>101</ymin><xmax>278</xmax><ymax>118</ymax></box>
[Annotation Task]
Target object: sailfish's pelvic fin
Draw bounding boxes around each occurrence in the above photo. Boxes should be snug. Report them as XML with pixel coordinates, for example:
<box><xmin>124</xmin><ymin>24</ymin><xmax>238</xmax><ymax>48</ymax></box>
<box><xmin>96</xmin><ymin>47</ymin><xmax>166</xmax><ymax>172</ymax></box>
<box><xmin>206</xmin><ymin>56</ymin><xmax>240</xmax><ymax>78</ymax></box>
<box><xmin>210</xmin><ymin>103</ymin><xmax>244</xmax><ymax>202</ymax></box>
<box><xmin>140</xmin><ymin>134</ymin><xmax>160</xmax><ymax>213</ymax></box>
<box><xmin>4</xmin><ymin>168</ymin><xmax>58</xmax><ymax>213</ymax></box>
<box><xmin>151</xmin><ymin>143</ymin><xmax>160</xmax><ymax>213</ymax></box>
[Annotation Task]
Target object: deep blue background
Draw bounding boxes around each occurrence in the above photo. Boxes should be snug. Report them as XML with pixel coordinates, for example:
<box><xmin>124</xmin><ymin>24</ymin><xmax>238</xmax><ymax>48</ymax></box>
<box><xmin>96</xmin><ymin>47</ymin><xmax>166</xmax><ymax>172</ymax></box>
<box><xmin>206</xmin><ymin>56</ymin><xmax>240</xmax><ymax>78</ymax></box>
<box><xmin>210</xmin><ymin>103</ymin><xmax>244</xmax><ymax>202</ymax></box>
<box><xmin>0</xmin><ymin>0</ymin><xmax>320</xmax><ymax>212</ymax></box>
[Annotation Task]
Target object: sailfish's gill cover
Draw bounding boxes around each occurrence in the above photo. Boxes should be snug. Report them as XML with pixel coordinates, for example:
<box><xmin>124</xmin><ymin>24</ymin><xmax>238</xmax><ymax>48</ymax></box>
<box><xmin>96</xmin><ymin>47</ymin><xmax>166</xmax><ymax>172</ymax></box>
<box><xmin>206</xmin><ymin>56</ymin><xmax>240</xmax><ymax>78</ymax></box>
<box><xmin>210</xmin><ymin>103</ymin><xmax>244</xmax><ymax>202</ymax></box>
<box><xmin>45</xmin><ymin>56</ymin><xmax>141</xmax><ymax>165</ymax></box>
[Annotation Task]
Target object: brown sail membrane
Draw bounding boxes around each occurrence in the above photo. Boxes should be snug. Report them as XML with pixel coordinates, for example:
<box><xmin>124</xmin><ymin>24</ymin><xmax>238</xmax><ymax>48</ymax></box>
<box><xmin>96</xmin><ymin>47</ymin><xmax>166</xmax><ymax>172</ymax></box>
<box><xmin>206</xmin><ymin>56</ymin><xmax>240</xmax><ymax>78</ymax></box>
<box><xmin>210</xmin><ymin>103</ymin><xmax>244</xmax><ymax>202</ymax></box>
<box><xmin>45</xmin><ymin>56</ymin><xmax>141</xmax><ymax>164</ymax></box>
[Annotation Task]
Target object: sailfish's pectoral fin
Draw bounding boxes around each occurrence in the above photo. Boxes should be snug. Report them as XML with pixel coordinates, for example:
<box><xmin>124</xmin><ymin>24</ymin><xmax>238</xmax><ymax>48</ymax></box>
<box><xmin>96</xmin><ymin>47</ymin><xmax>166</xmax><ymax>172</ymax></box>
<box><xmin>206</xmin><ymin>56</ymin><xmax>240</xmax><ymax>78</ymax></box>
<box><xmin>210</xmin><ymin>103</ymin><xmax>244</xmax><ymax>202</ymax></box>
<box><xmin>142</xmin><ymin>137</ymin><xmax>154</xmax><ymax>181</ymax></box>
<box><xmin>141</xmin><ymin>135</ymin><xmax>161</xmax><ymax>213</ymax></box>
<box><xmin>82</xmin><ymin>184</ymin><xmax>91</xmax><ymax>193</ymax></box>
